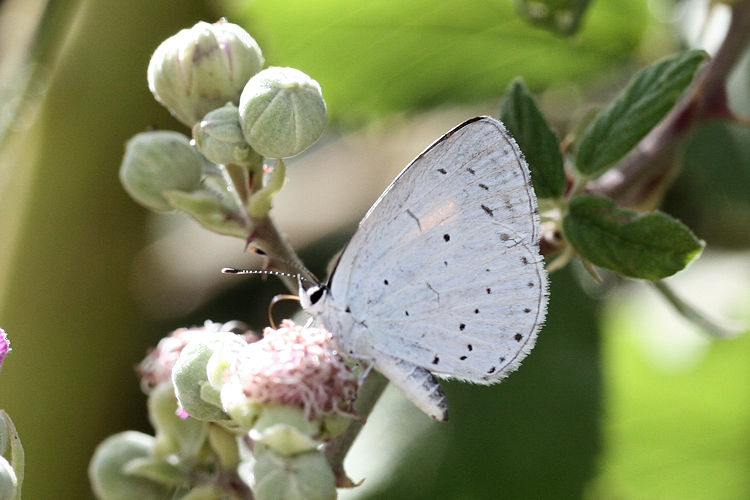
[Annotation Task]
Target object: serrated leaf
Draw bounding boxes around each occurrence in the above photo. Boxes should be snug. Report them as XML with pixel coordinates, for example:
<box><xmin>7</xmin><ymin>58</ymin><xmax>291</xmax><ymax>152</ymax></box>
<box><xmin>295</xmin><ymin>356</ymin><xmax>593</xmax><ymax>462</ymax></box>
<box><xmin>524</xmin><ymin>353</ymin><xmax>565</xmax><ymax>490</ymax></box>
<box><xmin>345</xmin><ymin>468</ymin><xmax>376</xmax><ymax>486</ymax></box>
<box><xmin>500</xmin><ymin>78</ymin><xmax>565</xmax><ymax>199</ymax></box>
<box><xmin>575</xmin><ymin>50</ymin><xmax>707</xmax><ymax>176</ymax></box>
<box><xmin>515</xmin><ymin>0</ymin><xmax>592</xmax><ymax>35</ymax></box>
<box><xmin>562</xmin><ymin>194</ymin><xmax>704</xmax><ymax>280</ymax></box>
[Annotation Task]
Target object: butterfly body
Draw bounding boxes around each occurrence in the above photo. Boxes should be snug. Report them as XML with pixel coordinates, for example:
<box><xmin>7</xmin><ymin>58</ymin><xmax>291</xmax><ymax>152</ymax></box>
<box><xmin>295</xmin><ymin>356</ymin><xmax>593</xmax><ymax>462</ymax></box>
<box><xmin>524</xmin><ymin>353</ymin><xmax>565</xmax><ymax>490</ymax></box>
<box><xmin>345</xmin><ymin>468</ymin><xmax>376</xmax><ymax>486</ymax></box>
<box><xmin>305</xmin><ymin>116</ymin><xmax>547</xmax><ymax>421</ymax></box>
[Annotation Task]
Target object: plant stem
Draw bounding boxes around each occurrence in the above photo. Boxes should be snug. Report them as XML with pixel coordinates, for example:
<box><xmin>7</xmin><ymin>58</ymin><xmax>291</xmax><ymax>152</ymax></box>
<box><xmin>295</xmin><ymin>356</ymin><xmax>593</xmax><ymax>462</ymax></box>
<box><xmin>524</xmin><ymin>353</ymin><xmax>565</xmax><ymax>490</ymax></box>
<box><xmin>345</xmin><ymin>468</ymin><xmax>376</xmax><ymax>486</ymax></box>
<box><xmin>249</xmin><ymin>215</ymin><xmax>316</xmax><ymax>292</ymax></box>
<box><xmin>651</xmin><ymin>281</ymin><xmax>740</xmax><ymax>338</ymax></box>
<box><xmin>591</xmin><ymin>0</ymin><xmax>750</xmax><ymax>208</ymax></box>
<box><xmin>248</xmin><ymin>213</ymin><xmax>392</xmax><ymax>482</ymax></box>
<box><xmin>324</xmin><ymin>371</ymin><xmax>389</xmax><ymax>486</ymax></box>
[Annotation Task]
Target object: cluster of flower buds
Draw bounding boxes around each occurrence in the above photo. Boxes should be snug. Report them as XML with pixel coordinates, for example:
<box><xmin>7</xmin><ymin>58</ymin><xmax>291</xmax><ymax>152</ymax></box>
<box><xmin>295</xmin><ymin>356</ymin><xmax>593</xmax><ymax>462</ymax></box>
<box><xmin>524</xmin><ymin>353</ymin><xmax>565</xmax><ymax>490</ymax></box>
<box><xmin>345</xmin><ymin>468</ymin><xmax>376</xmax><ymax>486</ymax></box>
<box><xmin>119</xmin><ymin>20</ymin><xmax>327</xmax><ymax>240</ymax></box>
<box><xmin>89</xmin><ymin>320</ymin><xmax>359</xmax><ymax>499</ymax></box>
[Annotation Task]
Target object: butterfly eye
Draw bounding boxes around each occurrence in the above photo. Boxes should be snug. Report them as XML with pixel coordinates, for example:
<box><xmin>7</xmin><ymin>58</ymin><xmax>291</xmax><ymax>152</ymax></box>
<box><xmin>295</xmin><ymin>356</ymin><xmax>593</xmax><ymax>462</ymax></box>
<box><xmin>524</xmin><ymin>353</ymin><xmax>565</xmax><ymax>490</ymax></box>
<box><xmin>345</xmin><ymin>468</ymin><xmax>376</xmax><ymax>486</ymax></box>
<box><xmin>308</xmin><ymin>286</ymin><xmax>325</xmax><ymax>305</ymax></box>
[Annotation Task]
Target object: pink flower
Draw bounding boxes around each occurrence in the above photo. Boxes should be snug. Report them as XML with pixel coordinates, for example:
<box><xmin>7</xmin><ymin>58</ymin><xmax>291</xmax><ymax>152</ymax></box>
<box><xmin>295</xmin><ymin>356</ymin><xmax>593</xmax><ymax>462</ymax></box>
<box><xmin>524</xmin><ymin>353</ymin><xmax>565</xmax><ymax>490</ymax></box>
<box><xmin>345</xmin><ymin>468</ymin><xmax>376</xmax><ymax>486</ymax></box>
<box><xmin>235</xmin><ymin>320</ymin><xmax>358</xmax><ymax>420</ymax></box>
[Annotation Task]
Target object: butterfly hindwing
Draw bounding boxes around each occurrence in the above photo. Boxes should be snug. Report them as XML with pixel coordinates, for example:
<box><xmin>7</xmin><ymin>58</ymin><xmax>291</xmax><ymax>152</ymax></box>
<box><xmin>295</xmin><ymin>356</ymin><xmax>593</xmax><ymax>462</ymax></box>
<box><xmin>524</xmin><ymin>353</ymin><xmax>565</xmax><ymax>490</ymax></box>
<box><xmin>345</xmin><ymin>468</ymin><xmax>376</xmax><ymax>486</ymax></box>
<box><xmin>324</xmin><ymin>116</ymin><xmax>547</xmax><ymax>385</ymax></box>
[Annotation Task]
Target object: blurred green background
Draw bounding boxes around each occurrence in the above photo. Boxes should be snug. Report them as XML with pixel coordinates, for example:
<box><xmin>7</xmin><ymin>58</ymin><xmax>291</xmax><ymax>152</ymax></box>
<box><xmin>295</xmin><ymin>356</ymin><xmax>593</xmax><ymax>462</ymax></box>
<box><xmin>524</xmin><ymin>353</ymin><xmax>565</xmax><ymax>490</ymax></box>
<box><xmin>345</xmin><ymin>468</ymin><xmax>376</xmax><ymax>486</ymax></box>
<box><xmin>1</xmin><ymin>0</ymin><xmax>749</xmax><ymax>498</ymax></box>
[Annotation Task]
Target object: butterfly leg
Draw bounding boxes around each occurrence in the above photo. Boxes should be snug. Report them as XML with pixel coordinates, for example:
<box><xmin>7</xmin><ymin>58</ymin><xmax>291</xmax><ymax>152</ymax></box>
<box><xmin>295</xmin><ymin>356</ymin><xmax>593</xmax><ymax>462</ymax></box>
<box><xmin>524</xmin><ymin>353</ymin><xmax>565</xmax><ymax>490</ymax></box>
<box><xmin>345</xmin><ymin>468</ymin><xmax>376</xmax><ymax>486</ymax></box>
<box><xmin>372</xmin><ymin>352</ymin><xmax>449</xmax><ymax>421</ymax></box>
<box><xmin>345</xmin><ymin>353</ymin><xmax>376</xmax><ymax>386</ymax></box>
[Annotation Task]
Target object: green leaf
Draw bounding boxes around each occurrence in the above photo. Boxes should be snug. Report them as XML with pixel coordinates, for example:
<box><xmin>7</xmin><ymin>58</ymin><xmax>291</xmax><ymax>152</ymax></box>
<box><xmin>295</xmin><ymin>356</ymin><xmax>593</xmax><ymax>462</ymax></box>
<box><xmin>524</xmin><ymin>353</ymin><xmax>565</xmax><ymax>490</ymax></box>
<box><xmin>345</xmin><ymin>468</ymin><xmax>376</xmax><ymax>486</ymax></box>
<box><xmin>500</xmin><ymin>78</ymin><xmax>565</xmax><ymax>199</ymax></box>
<box><xmin>562</xmin><ymin>194</ymin><xmax>704</xmax><ymax>280</ymax></box>
<box><xmin>515</xmin><ymin>0</ymin><xmax>592</xmax><ymax>36</ymax></box>
<box><xmin>230</xmin><ymin>0</ymin><xmax>649</xmax><ymax>122</ymax></box>
<box><xmin>575</xmin><ymin>50</ymin><xmax>707</xmax><ymax>176</ymax></box>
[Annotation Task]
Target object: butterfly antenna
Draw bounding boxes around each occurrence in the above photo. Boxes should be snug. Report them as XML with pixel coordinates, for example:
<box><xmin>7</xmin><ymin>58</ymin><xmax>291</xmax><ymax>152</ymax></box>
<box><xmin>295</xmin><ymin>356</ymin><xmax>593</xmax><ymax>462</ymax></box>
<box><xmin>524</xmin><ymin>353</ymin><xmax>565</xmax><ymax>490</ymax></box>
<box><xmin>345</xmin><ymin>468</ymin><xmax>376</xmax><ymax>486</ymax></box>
<box><xmin>221</xmin><ymin>267</ymin><xmax>315</xmax><ymax>285</ymax></box>
<box><xmin>222</xmin><ymin>268</ymin><xmax>312</xmax><ymax>327</ymax></box>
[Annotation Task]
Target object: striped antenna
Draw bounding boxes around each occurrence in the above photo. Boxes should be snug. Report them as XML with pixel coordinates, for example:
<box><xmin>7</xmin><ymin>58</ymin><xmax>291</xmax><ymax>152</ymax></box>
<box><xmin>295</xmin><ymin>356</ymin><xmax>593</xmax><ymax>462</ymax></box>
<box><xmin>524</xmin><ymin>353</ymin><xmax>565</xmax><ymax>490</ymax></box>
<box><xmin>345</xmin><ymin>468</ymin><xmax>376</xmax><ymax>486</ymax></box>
<box><xmin>221</xmin><ymin>268</ymin><xmax>315</xmax><ymax>285</ymax></box>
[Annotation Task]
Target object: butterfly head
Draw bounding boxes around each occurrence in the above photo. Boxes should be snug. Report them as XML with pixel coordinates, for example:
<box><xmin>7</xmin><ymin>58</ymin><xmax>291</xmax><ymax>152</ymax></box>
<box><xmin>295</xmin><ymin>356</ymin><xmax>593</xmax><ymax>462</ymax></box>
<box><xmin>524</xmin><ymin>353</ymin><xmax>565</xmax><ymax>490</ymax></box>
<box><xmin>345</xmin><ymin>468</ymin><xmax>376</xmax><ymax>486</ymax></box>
<box><xmin>298</xmin><ymin>275</ymin><xmax>327</xmax><ymax>312</ymax></box>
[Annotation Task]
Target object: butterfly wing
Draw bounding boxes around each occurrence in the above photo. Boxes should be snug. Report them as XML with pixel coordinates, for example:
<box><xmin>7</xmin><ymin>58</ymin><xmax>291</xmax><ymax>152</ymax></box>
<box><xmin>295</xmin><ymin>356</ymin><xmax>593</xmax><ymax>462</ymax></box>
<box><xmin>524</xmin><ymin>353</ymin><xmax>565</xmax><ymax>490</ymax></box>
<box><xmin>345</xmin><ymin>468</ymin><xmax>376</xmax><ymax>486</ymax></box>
<box><xmin>320</xmin><ymin>116</ymin><xmax>547</xmax><ymax>417</ymax></box>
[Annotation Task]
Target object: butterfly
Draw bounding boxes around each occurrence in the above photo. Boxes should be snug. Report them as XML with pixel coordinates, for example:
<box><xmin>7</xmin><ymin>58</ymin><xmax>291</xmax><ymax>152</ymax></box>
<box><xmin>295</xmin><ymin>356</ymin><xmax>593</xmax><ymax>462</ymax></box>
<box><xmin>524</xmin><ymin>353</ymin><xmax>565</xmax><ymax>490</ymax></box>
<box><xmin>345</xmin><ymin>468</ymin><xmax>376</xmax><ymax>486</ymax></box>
<box><xmin>302</xmin><ymin>116</ymin><xmax>548</xmax><ymax>421</ymax></box>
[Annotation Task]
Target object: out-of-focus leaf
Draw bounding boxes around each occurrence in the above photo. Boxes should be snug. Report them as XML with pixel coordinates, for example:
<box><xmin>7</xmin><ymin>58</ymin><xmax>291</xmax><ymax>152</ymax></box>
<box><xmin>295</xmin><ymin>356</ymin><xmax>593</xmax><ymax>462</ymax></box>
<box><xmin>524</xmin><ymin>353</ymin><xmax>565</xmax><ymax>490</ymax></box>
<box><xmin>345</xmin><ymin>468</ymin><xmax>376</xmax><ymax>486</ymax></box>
<box><xmin>227</xmin><ymin>0</ymin><xmax>649</xmax><ymax>122</ymax></box>
<box><xmin>500</xmin><ymin>78</ymin><xmax>565</xmax><ymax>199</ymax></box>
<box><xmin>515</xmin><ymin>0</ymin><xmax>592</xmax><ymax>35</ymax></box>
<box><xmin>563</xmin><ymin>194</ymin><xmax>704</xmax><ymax>279</ymax></box>
<box><xmin>575</xmin><ymin>50</ymin><xmax>707</xmax><ymax>176</ymax></box>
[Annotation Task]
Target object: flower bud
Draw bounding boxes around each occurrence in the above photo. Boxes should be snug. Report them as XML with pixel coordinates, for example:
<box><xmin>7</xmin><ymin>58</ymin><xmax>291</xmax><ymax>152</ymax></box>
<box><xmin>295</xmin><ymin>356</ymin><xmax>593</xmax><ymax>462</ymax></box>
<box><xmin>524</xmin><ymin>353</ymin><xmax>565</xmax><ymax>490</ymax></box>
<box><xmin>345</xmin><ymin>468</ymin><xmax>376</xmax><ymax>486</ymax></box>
<box><xmin>138</xmin><ymin>320</ymin><xmax>255</xmax><ymax>392</ymax></box>
<box><xmin>238</xmin><ymin>67</ymin><xmax>326</xmax><ymax>158</ymax></box>
<box><xmin>0</xmin><ymin>457</ymin><xmax>17</xmax><ymax>500</ymax></box>
<box><xmin>251</xmin><ymin>445</ymin><xmax>336</xmax><ymax>500</ymax></box>
<box><xmin>148</xmin><ymin>382</ymin><xmax>207</xmax><ymax>459</ymax></box>
<box><xmin>0</xmin><ymin>410</ymin><xmax>23</xmax><ymax>495</ymax></box>
<box><xmin>192</xmin><ymin>103</ymin><xmax>261</xmax><ymax>167</ymax></box>
<box><xmin>148</xmin><ymin>20</ymin><xmax>265</xmax><ymax>127</ymax></box>
<box><xmin>172</xmin><ymin>330</ymin><xmax>250</xmax><ymax>422</ymax></box>
<box><xmin>249</xmin><ymin>405</ymin><xmax>320</xmax><ymax>456</ymax></box>
<box><xmin>88</xmin><ymin>431</ymin><xmax>172</xmax><ymax>499</ymax></box>
<box><xmin>119</xmin><ymin>131</ymin><xmax>203</xmax><ymax>212</ymax></box>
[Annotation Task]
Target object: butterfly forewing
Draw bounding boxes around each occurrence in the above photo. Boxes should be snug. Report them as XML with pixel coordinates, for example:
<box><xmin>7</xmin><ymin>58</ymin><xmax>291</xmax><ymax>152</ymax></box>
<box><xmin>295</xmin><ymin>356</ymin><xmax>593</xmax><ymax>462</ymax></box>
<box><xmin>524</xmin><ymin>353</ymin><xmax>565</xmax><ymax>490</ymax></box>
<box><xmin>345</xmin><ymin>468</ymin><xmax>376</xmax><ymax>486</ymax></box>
<box><xmin>323</xmin><ymin>116</ymin><xmax>547</xmax><ymax>385</ymax></box>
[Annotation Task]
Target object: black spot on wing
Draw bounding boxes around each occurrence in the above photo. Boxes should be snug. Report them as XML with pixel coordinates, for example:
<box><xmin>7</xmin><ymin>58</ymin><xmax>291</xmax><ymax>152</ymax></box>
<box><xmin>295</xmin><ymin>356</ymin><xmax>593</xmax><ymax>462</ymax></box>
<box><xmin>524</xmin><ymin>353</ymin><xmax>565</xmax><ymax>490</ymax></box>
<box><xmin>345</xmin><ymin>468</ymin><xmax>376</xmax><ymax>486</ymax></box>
<box><xmin>437</xmin><ymin>168</ymin><xmax>447</xmax><ymax>174</ymax></box>
<box><xmin>459</xmin><ymin>323</ymin><xmax>466</xmax><ymax>331</ymax></box>
<box><xmin>514</xmin><ymin>333</ymin><xmax>523</xmax><ymax>342</ymax></box>
<box><xmin>432</xmin><ymin>355</ymin><xmax>440</xmax><ymax>365</ymax></box>
<box><xmin>443</xmin><ymin>234</ymin><xmax>450</xmax><ymax>242</ymax></box>
<box><xmin>481</xmin><ymin>204</ymin><xmax>494</xmax><ymax>217</ymax></box>
<box><xmin>478</xmin><ymin>183</ymin><xmax>489</xmax><ymax>190</ymax></box>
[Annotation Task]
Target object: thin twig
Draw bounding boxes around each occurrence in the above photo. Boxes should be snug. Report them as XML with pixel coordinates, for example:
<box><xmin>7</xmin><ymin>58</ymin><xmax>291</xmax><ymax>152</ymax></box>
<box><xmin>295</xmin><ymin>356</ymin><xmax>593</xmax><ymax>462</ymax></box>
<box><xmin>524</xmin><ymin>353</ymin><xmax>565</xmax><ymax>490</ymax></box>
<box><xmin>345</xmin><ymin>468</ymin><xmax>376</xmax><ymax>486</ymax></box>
<box><xmin>651</xmin><ymin>280</ymin><xmax>742</xmax><ymax>338</ymax></box>
<box><xmin>591</xmin><ymin>0</ymin><xmax>750</xmax><ymax>207</ymax></box>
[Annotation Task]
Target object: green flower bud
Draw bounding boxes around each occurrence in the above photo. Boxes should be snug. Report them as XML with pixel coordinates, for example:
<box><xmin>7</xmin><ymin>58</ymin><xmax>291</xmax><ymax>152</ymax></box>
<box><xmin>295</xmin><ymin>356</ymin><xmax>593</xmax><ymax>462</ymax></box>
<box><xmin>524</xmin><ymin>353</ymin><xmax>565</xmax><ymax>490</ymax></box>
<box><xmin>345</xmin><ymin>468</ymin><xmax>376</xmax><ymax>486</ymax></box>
<box><xmin>148</xmin><ymin>20</ymin><xmax>265</xmax><ymax>127</ymax></box>
<box><xmin>251</xmin><ymin>446</ymin><xmax>336</xmax><ymax>500</ymax></box>
<box><xmin>148</xmin><ymin>382</ymin><xmax>208</xmax><ymax>460</ymax></box>
<box><xmin>0</xmin><ymin>410</ymin><xmax>23</xmax><ymax>496</ymax></box>
<box><xmin>88</xmin><ymin>431</ymin><xmax>172</xmax><ymax>500</ymax></box>
<box><xmin>120</xmin><ymin>131</ymin><xmax>203</xmax><ymax>212</ymax></box>
<box><xmin>207</xmin><ymin>424</ymin><xmax>240</xmax><ymax>468</ymax></box>
<box><xmin>172</xmin><ymin>331</ymin><xmax>248</xmax><ymax>422</ymax></box>
<box><xmin>0</xmin><ymin>456</ymin><xmax>17</xmax><ymax>500</ymax></box>
<box><xmin>250</xmin><ymin>405</ymin><xmax>320</xmax><ymax>456</ymax></box>
<box><xmin>238</xmin><ymin>67</ymin><xmax>326</xmax><ymax>158</ymax></box>
<box><xmin>192</xmin><ymin>103</ymin><xmax>261</xmax><ymax>167</ymax></box>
